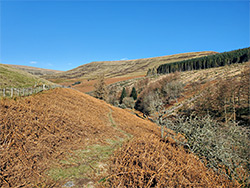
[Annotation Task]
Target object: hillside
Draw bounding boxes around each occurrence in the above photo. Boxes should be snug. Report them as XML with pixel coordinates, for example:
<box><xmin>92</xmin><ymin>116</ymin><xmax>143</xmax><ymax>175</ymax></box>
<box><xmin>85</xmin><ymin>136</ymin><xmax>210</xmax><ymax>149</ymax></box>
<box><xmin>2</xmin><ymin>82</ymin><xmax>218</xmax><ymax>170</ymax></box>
<box><xmin>0</xmin><ymin>64</ymin><xmax>53</xmax><ymax>89</ymax></box>
<box><xmin>6</xmin><ymin>64</ymin><xmax>63</xmax><ymax>76</ymax></box>
<box><xmin>44</xmin><ymin>51</ymin><xmax>216</xmax><ymax>93</ymax></box>
<box><xmin>128</xmin><ymin>61</ymin><xmax>250</xmax><ymax>186</ymax></box>
<box><xmin>0</xmin><ymin>88</ymin><xmax>237</xmax><ymax>187</ymax></box>
<box><xmin>45</xmin><ymin>51</ymin><xmax>215</xmax><ymax>80</ymax></box>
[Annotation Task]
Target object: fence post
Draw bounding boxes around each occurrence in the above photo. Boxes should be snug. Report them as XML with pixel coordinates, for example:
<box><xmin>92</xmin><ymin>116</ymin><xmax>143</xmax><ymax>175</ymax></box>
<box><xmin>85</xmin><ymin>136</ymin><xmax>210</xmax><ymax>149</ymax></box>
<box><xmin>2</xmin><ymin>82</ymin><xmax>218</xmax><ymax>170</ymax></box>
<box><xmin>11</xmin><ymin>88</ymin><xmax>13</xmax><ymax>98</ymax></box>
<box><xmin>3</xmin><ymin>88</ymin><xmax>5</xmax><ymax>97</ymax></box>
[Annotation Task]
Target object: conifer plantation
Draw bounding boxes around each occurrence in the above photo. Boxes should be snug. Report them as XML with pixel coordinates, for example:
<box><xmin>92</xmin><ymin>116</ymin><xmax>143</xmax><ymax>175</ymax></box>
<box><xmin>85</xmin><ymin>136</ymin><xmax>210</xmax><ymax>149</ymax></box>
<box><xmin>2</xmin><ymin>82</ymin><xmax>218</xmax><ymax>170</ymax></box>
<box><xmin>157</xmin><ymin>47</ymin><xmax>250</xmax><ymax>74</ymax></box>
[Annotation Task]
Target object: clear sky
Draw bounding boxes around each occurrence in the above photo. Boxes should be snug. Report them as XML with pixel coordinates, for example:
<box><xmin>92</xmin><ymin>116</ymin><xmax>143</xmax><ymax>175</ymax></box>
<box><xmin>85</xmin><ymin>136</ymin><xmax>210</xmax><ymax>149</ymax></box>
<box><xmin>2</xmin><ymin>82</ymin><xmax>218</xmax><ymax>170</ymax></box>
<box><xmin>0</xmin><ymin>0</ymin><xmax>249</xmax><ymax>71</ymax></box>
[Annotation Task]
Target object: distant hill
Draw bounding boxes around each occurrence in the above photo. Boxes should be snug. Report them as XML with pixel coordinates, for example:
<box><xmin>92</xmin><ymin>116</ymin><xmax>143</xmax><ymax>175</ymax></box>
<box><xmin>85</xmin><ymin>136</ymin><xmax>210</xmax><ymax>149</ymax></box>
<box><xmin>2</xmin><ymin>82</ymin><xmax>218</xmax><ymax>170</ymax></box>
<box><xmin>6</xmin><ymin>64</ymin><xmax>63</xmax><ymax>76</ymax></box>
<box><xmin>44</xmin><ymin>51</ymin><xmax>216</xmax><ymax>80</ymax></box>
<box><xmin>0</xmin><ymin>64</ymin><xmax>54</xmax><ymax>88</ymax></box>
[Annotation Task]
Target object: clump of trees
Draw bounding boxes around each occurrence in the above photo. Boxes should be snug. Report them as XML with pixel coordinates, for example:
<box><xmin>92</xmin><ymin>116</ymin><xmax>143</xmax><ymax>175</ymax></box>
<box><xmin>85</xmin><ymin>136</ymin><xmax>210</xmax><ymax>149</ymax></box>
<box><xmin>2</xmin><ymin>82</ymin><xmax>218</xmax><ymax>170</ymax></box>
<box><xmin>135</xmin><ymin>73</ymin><xmax>184</xmax><ymax>115</ymax></box>
<box><xmin>117</xmin><ymin>87</ymin><xmax>138</xmax><ymax>109</ymax></box>
<box><xmin>181</xmin><ymin>65</ymin><xmax>250</xmax><ymax>126</ymax></box>
<box><xmin>146</xmin><ymin>67</ymin><xmax>157</xmax><ymax>77</ymax></box>
<box><xmin>157</xmin><ymin>47</ymin><xmax>250</xmax><ymax>74</ymax></box>
<box><xmin>157</xmin><ymin>65</ymin><xmax>250</xmax><ymax>186</ymax></box>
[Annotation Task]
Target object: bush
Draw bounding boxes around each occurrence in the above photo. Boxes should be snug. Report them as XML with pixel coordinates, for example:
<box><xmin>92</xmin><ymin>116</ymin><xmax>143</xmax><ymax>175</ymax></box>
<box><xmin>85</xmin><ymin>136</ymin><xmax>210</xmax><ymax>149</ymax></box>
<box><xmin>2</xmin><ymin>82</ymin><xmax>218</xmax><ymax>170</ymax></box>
<box><xmin>163</xmin><ymin>115</ymin><xmax>250</xmax><ymax>186</ymax></box>
<box><xmin>118</xmin><ymin>103</ymin><xmax>127</xmax><ymax>109</ymax></box>
<box><xmin>72</xmin><ymin>81</ymin><xmax>81</xmax><ymax>86</ymax></box>
<box><xmin>122</xmin><ymin>97</ymin><xmax>135</xmax><ymax>109</ymax></box>
<box><xmin>138</xmin><ymin>91</ymin><xmax>163</xmax><ymax>115</ymax></box>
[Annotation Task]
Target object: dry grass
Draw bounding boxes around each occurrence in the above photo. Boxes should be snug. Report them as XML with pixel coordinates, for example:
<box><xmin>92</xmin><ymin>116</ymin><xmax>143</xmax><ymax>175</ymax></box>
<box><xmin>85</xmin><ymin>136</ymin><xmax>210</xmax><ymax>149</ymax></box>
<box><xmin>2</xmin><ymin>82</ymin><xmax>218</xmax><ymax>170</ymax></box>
<box><xmin>44</xmin><ymin>51</ymin><xmax>215</xmax><ymax>81</ymax></box>
<box><xmin>1</xmin><ymin>83</ymin><xmax>242</xmax><ymax>187</ymax></box>
<box><xmin>46</xmin><ymin>51</ymin><xmax>216</xmax><ymax>93</ymax></box>
<box><xmin>105</xmin><ymin>133</ymin><xmax>239</xmax><ymax>187</ymax></box>
<box><xmin>0</xmin><ymin>88</ymin><xmax>159</xmax><ymax>187</ymax></box>
<box><xmin>54</xmin><ymin>75</ymin><xmax>144</xmax><ymax>93</ymax></box>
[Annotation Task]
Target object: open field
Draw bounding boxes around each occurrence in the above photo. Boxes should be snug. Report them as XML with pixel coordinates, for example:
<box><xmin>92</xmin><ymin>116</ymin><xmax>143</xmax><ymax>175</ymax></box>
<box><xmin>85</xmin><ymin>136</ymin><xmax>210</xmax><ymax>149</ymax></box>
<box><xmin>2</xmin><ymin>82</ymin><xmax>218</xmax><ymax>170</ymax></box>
<box><xmin>0</xmin><ymin>88</ymin><xmax>238</xmax><ymax>187</ymax></box>
<box><xmin>0</xmin><ymin>64</ymin><xmax>53</xmax><ymax>89</ymax></box>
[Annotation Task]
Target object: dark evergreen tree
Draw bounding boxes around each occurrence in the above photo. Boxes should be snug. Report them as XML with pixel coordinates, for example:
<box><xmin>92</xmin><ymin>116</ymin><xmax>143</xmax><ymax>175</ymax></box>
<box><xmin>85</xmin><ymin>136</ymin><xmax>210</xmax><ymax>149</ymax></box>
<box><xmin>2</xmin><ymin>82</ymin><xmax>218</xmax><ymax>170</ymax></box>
<box><xmin>120</xmin><ymin>87</ymin><xmax>127</xmax><ymax>104</ymax></box>
<box><xmin>130</xmin><ymin>87</ymin><xmax>137</xmax><ymax>100</ymax></box>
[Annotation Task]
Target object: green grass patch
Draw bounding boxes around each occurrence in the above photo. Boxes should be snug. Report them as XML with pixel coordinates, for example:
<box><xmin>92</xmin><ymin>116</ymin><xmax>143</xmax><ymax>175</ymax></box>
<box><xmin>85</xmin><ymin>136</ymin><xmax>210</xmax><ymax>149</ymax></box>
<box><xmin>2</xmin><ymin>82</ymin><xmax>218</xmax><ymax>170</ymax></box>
<box><xmin>0</xmin><ymin>64</ymin><xmax>51</xmax><ymax>88</ymax></box>
<box><xmin>47</xmin><ymin>139</ymin><xmax>124</xmax><ymax>182</ymax></box>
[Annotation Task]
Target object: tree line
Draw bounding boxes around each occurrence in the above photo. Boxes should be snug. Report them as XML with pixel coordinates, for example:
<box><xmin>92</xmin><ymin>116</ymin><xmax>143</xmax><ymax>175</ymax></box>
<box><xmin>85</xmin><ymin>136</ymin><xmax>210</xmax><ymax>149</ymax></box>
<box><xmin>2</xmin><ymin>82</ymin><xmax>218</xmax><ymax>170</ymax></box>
<box><xmin>157</xmin><ymin>47</ymin><xmax>250</xmax><ymax>74</ymax></box>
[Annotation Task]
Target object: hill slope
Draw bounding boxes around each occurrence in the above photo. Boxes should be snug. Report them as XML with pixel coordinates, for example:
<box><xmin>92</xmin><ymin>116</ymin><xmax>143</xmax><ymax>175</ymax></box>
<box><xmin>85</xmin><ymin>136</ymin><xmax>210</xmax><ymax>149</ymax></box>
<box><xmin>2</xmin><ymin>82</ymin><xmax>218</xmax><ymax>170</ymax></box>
<box><xmin>0</xmin><ymin>64</ymin><xmax>53</xmax><ymax>88</ymax></box>
<box><xmin>0</xmin><ymin>88</ymin><xmax>236</xmax><ymax>187</ymax></box>
<box><xmin>6</xmin><ymin>64</ymin><xmax>63</xmax><ymax>76</ymax></box>
<box><xmin>44</xmin><ymin>51</ymin><xmax>216</xmax><ymax>80</ymax></box>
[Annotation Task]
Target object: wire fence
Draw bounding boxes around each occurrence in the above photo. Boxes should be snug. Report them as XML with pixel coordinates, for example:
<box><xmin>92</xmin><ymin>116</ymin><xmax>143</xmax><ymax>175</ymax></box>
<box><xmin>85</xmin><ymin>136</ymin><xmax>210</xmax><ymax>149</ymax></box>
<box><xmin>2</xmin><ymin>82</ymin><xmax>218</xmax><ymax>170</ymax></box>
<box><xmin>0</xmin><ymin>84</ymin><xmax>64</xmax><ymax>98</ymax></box>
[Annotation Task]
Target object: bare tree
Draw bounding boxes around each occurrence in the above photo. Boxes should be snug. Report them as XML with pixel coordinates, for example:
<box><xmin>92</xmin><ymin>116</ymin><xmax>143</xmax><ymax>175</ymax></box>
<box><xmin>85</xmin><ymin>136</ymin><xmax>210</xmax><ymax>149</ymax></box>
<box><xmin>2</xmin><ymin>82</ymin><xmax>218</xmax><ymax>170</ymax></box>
<box><xmin>93</xmin><ymin>74</ymin><xmax>108</xmax><ymax>101</ymax></box>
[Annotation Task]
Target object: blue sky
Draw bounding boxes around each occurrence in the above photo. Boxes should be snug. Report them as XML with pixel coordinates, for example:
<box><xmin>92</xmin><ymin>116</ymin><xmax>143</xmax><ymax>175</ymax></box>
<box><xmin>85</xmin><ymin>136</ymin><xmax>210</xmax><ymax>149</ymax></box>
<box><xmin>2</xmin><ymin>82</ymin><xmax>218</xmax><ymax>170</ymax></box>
<box><xmin>0</xmin><ymin>0</ymin><xmax>249</xmax><ymax>71</ymax></box>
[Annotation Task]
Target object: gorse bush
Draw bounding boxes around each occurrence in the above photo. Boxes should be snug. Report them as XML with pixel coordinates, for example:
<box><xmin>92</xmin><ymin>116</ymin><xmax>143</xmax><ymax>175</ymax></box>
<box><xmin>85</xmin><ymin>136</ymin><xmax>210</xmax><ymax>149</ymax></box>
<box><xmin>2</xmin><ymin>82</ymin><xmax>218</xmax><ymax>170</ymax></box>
<box><xmin>163</xmin><ymin>115</ymin><xmax>250</xmax><ymax>186</ymax></box>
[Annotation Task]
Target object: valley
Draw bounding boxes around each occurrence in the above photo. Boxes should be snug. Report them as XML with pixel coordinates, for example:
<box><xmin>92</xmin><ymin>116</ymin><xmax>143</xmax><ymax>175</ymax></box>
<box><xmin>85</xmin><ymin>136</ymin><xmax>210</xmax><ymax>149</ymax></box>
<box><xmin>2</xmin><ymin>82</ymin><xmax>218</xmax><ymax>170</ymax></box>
<box><xmin>0</xmin><ymin>48</ymin><xmax>249</xmax><ymax>187</ymax></box>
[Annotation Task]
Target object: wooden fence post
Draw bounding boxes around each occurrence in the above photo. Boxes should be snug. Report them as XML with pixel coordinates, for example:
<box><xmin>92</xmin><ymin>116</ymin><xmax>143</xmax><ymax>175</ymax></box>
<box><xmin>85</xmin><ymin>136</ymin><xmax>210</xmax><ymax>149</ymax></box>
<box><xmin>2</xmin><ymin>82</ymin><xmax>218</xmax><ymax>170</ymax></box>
<box><xmin>3</xmin><ymin>88</ymin><xmax>5</xmax><ymax>97</ymax></box>
<box><xmin>11</xmin><ymin>88</ymin><xmax>13</xmax><ymax>98</ymax></box>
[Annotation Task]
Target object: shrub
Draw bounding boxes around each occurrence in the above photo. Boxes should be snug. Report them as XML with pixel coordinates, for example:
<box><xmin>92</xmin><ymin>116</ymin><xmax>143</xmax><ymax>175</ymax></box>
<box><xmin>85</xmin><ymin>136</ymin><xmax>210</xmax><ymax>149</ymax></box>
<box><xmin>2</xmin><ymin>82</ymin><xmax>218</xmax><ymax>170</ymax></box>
<box><xmin>122</xmin><ymin>97</ymin><xmax>135</xmax><ymax>109</ymax></box>
<box><xmin>163</xmin><ymin>115</ymin><xmax>250</xmax><ymax>186</ymax></box>
<box><xmin>161</xmin><ymin>81</ymin><xmax>184</xmax><ymax>103</ymax></box>
<box><xmin>118</xmin><ymin>103</ymin><xmax>127</xmax><ymax>109</ymax></box>
<box><xmin>72</xmin><ymin>81</ymin><xmax>81</xmax><ymax>86</ymax></box>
